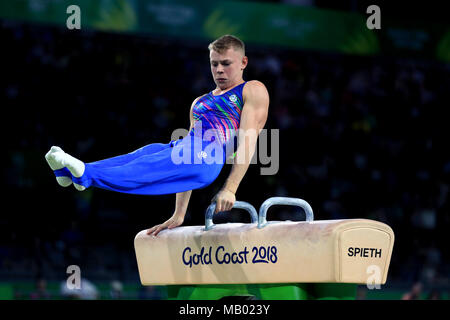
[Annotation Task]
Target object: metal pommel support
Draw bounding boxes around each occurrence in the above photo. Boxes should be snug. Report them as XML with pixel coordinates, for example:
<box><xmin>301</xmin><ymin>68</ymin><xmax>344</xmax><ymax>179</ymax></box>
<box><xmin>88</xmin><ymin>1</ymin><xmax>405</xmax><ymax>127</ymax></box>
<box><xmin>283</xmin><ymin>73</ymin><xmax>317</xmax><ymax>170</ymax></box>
<box><xmin>258</xmin><ymin>197</ymin><xmax>314</xmax><ymax>229</ymax></box>
<box><xmin>205</xmin><ymin>201</ymin><xmax>258</xmax><ymax>231</ymax></box>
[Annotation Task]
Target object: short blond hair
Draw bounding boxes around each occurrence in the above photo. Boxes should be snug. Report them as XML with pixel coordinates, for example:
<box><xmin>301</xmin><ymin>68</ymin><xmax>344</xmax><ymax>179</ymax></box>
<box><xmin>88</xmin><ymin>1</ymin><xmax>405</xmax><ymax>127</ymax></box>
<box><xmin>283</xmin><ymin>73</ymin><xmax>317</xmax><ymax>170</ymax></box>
<box><xmin>208</xmin><ymin>35</ymin><xmax>245</xmax><ymax>55</ymax></box>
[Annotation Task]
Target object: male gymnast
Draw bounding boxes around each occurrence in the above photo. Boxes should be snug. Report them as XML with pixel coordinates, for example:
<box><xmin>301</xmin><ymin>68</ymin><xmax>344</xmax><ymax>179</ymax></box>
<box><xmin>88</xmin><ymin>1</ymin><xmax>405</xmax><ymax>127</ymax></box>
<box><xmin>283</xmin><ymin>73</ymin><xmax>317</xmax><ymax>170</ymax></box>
<box><xmin>45</xmin><ymin>35</ymin><xmax>269</xmax><ymax>236</ymax></box>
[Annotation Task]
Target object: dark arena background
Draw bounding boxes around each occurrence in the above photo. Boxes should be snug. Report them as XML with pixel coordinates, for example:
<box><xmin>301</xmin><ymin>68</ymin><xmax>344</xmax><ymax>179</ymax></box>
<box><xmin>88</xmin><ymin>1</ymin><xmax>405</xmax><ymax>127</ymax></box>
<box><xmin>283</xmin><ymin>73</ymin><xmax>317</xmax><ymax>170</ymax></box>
<box><xmin>0</xmin><ymin>0</ymin><xmax>449</xmax><ymax>301</ymax></box>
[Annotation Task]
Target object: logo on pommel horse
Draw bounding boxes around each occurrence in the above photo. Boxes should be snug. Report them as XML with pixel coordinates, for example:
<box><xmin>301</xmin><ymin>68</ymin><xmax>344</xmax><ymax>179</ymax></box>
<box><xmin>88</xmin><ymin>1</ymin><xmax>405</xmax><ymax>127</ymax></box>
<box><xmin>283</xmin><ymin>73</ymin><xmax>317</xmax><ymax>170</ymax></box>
<box><xmin>348</xmin><ymin>247</ymin><xmax>382</xmax><ymax>258</ymax></box>
<box><xmin>182</xmin><ymin>245</ymin><xmax>278</xmax><ymax>268</ymax></box>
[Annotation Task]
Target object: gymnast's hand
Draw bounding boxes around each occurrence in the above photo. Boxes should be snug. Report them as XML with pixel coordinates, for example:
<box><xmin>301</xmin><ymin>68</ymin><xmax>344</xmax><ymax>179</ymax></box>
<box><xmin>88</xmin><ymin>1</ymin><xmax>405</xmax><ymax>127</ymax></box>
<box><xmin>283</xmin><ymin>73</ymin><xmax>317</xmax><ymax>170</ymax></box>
<box><xmin>212</xmin><ymin>189</ymin><xmax>236</xmax><ymax>213</ymax></box>
<box><xmin>146</xmin><ymin>213</ymin><xmax>184</xmax><ymax>237</ymax></box>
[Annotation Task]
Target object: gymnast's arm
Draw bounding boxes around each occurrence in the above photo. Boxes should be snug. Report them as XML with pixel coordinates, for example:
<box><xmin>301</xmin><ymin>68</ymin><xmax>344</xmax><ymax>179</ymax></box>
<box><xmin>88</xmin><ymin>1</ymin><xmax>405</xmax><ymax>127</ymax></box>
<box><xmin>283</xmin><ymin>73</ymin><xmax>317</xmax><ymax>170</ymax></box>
<box><xmin>213</xmin><ymin>80</ymin><xmax>269</xmax><ymax>213</ymax></box>
<box><xmin>146</xmin><ymin>97</ymin><xmax>201</xmax><ymax>236</ymax></box>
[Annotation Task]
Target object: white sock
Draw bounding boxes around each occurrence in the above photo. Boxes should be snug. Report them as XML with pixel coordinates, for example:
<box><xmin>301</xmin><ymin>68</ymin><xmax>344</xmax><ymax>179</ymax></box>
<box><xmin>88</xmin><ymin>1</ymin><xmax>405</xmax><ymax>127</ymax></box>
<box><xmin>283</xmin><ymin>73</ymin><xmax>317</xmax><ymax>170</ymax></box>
<box><xmin>73</xmin><ymin>183</ymin><xmax>86</xmax><ymax>191</ymax></box>
<box><xmin>62</xmin><ymin>152</ymin><xmax>86</xmax><ymax>191</ymax></box>
<box><xmin>45</xmin><ymin>146</ymin><xmax>86</xmax><ymax>191</ymax></box>
<box><xmin>45</xmin><ymin>146</ymin><xmax>72</xmax><ymax>187</ymax></box>
<box><xmin>63</xmin><ymin>153</ymin><xmax>85</xmax><ymax>178</ymax></box>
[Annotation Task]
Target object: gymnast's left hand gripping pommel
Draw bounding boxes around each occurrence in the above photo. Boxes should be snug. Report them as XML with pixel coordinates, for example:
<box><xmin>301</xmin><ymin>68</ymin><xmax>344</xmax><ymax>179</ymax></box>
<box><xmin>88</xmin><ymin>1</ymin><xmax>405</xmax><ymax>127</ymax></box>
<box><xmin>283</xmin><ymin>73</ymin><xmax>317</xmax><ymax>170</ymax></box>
<box><xmin>205</xmin><ymin>201</ymin><xmax>258</xmax><ymax>231</ymax></box>
<box><xmin>211</xmin><ymin>188</ymin><xmax>236</xmax><ymax>213</ymax></box>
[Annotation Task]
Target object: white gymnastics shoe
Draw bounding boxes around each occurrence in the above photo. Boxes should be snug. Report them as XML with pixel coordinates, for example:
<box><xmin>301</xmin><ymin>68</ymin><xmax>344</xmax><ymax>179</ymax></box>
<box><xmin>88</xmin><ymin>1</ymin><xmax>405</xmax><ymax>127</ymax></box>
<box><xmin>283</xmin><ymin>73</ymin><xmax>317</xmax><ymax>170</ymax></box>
<box><xmin>45</xmin><ymin>146</ymin><xmax>86</xmax><ymax>191</ymax></box>
<box><xmin>45</xmin><ymin>146</ymin><xmax>72</xmax><ymax>187</ymax></box>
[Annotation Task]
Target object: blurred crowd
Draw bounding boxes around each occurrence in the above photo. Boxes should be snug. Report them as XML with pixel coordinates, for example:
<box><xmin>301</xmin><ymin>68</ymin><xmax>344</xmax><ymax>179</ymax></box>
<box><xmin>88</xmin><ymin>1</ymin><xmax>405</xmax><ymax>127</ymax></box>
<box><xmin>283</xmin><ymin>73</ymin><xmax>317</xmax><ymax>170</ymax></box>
<box><xmin>0</xmin><ymin>20</ymin><xmax>448</xmax><ymax>299</ymax></box>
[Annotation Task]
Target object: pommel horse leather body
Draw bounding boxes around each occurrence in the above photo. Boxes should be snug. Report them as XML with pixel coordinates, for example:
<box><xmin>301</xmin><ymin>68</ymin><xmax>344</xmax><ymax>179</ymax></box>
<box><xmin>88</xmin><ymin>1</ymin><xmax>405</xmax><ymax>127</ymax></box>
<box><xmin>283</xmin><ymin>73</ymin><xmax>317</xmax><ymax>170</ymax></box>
<box><xmin>134</xmin><ymin>199</ymin><xmax>394</xmax><ymax>286</ymax></box>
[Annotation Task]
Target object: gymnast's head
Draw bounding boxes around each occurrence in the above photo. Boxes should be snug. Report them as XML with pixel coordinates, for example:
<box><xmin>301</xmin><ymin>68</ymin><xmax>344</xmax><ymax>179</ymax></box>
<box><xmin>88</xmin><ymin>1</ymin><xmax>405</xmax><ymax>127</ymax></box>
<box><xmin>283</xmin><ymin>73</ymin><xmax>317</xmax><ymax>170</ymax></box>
<box><xmin>208</xmin><ymin>35</ymin><xmax>248</xmax><ymax>90</ymax></box>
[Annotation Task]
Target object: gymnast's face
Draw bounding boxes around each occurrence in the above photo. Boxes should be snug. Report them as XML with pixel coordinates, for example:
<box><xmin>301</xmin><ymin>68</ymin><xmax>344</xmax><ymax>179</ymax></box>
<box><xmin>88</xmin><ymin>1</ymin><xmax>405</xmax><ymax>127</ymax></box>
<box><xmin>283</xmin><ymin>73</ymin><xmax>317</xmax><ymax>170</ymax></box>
<box><xmin>210</xmin><ymin>48</ymin><xmax>248</xmax><ymax>90</ymax></box>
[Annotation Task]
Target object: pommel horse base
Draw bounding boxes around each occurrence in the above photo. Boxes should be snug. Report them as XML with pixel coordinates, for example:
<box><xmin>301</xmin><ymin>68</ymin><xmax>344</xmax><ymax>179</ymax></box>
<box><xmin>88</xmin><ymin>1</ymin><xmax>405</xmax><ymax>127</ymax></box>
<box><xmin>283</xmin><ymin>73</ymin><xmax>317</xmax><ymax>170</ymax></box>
<box><xmin>134</xmin><ymin>197</ymin><xmax>395</xmax><ymax>300</ymax></box>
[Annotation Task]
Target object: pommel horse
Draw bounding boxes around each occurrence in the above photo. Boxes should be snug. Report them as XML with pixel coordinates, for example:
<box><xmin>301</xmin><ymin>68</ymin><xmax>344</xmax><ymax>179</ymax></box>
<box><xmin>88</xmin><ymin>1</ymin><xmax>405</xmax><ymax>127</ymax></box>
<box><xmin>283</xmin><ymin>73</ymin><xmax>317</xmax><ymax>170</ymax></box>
<box><xmin>134</xmin><ymin>197</ymin><xmax>394</xmax><ymax>299</ymax></box>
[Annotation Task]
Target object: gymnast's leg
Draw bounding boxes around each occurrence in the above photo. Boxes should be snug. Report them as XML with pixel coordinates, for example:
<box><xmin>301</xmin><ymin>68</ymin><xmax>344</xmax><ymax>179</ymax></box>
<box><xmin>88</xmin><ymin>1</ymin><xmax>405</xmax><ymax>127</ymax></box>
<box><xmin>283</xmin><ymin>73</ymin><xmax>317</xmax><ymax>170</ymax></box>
<box><xmin>45</xmin><ymin>141</ymin><xmax>174</xmax><ymax>191</ymax></box>
<box><xmin>45</xmin><ymin>137</ymin><xmax>224</xmax><ymax>195</ymax></box>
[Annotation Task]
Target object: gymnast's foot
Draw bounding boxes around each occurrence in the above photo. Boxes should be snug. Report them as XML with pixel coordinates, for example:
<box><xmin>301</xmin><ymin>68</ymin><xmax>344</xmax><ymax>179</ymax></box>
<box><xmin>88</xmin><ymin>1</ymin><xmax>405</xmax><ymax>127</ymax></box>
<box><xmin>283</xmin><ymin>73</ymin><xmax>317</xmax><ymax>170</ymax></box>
<box><xmin>45</xmin><ymin>146</ymin><xmax>72</xmax><ymax>187</ymax></box>
<box><xmin>45</xmin><ymin>146</ymin><xmax>86</xmax><ymax>191</ymax></box>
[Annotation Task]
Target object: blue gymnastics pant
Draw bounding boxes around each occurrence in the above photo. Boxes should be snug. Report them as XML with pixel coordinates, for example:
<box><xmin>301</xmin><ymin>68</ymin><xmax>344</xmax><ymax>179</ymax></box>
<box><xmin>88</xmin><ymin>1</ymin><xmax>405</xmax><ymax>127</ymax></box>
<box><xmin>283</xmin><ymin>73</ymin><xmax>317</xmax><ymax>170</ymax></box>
<box><xmin>53</xmin><ymin>135</ymin><xmax>225</xmax><ymax>195</ymax></box>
